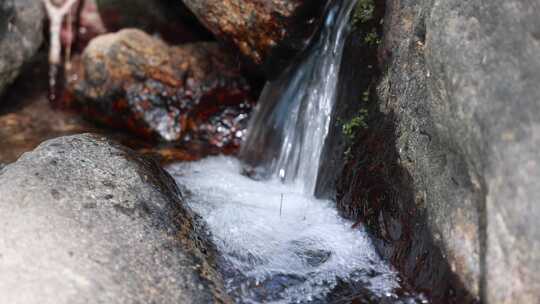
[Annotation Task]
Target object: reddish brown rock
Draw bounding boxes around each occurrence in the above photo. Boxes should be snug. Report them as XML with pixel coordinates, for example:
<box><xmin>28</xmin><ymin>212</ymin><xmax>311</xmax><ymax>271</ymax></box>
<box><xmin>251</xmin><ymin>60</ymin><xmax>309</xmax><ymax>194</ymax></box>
<box><xmin>183</xmin><ymin>0</ymin><xmax>328</xmax><ymax>77</ymax></box>
<box><xmin>66</xmin><ymin>29</ymin><xmax>254</xmax><ymax>148</ymax></box>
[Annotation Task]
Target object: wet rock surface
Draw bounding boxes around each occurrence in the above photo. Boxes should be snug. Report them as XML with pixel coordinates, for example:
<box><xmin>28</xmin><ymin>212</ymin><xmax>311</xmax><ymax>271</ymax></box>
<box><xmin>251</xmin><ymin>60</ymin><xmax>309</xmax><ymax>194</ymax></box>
<box><xmin>0</xmin><ymin>134</ymin><xmax>230</xmax><ymax>304</ymax></box>
<box><xmin>0</xmin><ymin>55</ymin><xmax>233</xmax><ymax>165</ymax></box>
<box><xmin>66</xmin><ymin>29</ymin><xmax>254</xmax><ymax>149</ymax></box>
<box><xmin>336</xmin><ymin>0</ymin><xmax>540</xmax><ymax>302</ymax></box>
<box><xmin>0</xmin><ymin>0</ymin><xmax>44</xmax><ymax>97</ymax></box>
<box><xmin>183</xmin><ymin>0</ymin><xmax>329</xmax><ymax>77</ymax></box>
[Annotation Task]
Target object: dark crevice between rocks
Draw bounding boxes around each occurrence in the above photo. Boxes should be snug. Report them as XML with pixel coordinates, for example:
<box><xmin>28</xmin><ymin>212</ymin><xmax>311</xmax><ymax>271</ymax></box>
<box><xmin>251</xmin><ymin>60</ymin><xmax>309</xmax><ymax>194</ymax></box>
<box><xmin>316</xmin><ymin>0</ymin><xmax>388</xmax><ymax>203</ymax></box>
<box><xmin>0</xmin><ymin>30</ymin><xmax>54</xmax><ymax>113</ymax></box>
<box><xmin>477</xmin><ymin>175</ymin><xmax>488</xmax><ymax>303</ymax></box>
<box><xmin>337</xmin><ymin>111</ymin><xmax>477</xmax><ymax>303</ymax></box>
<box><xmin>317</xmin><ymin>0</ymin><xmax>478</xmax><ymax>302</ymax></box>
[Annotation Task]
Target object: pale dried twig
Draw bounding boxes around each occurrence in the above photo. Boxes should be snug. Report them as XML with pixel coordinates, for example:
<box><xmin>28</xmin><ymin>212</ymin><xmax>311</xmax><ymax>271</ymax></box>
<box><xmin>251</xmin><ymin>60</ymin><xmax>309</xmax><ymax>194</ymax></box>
<box><xmin>42</xmin><ymin>0</ymin><xmax>79</xmax><ymax>65</ymax></box>
<box><xmin>65</xmin><ymin>8</ymin><xmax>73</xmax><ymax>70</ymax></box>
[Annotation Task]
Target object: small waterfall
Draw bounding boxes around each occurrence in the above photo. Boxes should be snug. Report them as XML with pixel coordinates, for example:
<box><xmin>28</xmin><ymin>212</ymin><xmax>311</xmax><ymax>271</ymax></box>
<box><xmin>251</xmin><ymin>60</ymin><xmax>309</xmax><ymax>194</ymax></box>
<box><xmin>241</xmin><ymin>0</ymin><xmax>357</xmax><ymax>194</ymax></box>
<box><xmin>167</xmin><ymin>0</ymin><xmax>421</xmax><ymax>302</ymax></box>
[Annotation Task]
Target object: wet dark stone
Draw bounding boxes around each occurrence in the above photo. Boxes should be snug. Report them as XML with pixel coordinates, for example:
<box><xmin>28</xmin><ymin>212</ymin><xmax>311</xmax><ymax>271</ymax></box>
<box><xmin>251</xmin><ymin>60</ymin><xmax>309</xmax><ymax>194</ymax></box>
<box><xmin>291</xmin><ymin>239</ymin><xmax>332</xmax><ymax>267</ymax></box>
<box><xmin>0</xmin><ymin>0</ymin><xmax>44</xmax><ymax>97</ymax></box>
<box><xmin>323</xmin><ymin>274</ymin><xmax>428</xmax><ymax>304</ymax></box>
<box><xmin>187</xmin><ymin>88</ymin><xmax>254</xmax><ymax>151</ymax></box>
<box><xmin>299</xmin><ymin>249</ymin><xmax>332</xmax><ymax>267</ymax></box>
<box><xmin>225</xmin><ymin>273</ymin><xmax>307</xmax><ymax>303</ymax></box>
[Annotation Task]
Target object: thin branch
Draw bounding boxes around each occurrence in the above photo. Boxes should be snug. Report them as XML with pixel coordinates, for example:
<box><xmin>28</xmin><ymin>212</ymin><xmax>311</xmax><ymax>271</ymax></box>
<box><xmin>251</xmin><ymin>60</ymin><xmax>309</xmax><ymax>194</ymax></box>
<box><xmin>65</xmin><ymin>9</ymin><xmax>73</xmax><ymax>70</ymax></box>
<box><xmin>42</xmin><ymin>0</ymin><xmax>79</xmax><ymax>65</ymax></box>
<box><xmin>43</xmin><ymin>0</ymin><xmax>79</xmax><ymax>18</ymax></box>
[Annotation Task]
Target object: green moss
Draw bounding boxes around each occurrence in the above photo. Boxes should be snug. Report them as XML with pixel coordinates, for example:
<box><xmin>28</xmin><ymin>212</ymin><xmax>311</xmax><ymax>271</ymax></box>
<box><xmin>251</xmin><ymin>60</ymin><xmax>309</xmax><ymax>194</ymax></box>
<box><xmin>345</xmin><ymin>0</ymin><xmax>382</xmax><ymax>158</ymax></box>
<box><xmin>342</xmin><ymin>109</ymin><xmax>368</xmax><ymax>142</ymax></box>
<box><xmin>362</xmin><ymin>89</ymin><xmax>370</xmax><ymax>102</ymax></box>
<box><xmin>353</xmin><ymin>0</ymin><xmax>375</xmax><ymax>26</ymax></box>
<box><xmin>364</xmin><ymin>29</ymin><xmax>381</xmax><ymax>46</ymax></box>
<box><xmin>352</xmin><ymin>0</ymin><xmax>382</xmax><ymax>48</ymax></box>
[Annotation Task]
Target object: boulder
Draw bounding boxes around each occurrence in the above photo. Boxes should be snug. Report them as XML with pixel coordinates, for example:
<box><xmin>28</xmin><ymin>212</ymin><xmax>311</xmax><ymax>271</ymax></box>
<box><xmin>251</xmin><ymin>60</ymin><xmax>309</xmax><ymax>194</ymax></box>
<box><xmin>0</xmin><ymin>0</ymin><xmax>44</xmax><ymax>97</ymax></box>
<box><xmin>0</xmin><ymin>134</ymin><xmax>230</xmax><ymax>304</ymax></box>
<box><xmin>335</xmin><ymin>0</ymin><xmax>540</xmax><ymax>302</ymax></box>
<box><xmin>66</xmin><ymin>29</ymin><xmax>254</xmax><ymax>148</ymax></box>
<box><xmin>182</xmin><ymin>0</ymin><xmax>329</xmax><ymax>77</ymax></box>
<box><xmin>427</xmin><ymin>1</ymin><xmax>540</xmax><ymax>302</ymax></box>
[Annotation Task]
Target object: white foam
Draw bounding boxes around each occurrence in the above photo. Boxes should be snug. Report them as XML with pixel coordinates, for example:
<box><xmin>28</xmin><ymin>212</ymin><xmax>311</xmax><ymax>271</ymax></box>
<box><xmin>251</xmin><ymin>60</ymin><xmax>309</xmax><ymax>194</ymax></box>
<box><xmin>167</xmin><ymin>156</ymin><xmax>400</xmax><ymax>303</ymax></box>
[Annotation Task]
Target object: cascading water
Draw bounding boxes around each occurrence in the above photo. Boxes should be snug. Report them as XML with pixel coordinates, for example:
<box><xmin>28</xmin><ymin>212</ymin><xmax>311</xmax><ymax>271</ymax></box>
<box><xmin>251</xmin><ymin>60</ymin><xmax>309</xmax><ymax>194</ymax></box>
<box><xmin>167</xmin><ymin>0</ymin><xmax>423</xmax><ymax>302</ymax></box>
<box><xmin>240</xmin><ymin>0</ymin><xmax>355</xmax><ymax>194</ymax></box>
<box><xmin>169</xmin><ymin>158</ymin><xmax>402</xmax><ymax>303</ymax></box>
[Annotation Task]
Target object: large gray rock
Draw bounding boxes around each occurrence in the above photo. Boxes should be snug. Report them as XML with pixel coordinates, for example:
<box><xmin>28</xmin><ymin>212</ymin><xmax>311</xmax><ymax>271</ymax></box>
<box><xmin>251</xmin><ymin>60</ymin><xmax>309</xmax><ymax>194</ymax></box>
<box><xmin>427</xmin><ymin>1</ymin><xmax>540</xmax><ymax>302</ymax></box>
<box><xmin>0</xmin><ymin>134</ymin><xmax>230</xmax><ymax>304</ymax></box>
<box><xmin>0</xmin><ymin>0</ymin><xmax>44</xmax><ymax>97</ymax></box>
<box><xmin>336</xmin><ymin>0</ymin><xmax>540</xmax><ymax>302</ymax></box>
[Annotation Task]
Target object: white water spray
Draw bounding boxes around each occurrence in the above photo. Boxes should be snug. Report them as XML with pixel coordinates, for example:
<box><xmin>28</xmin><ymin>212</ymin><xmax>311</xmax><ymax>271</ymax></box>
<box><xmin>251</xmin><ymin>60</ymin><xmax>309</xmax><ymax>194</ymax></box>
<box><xmin>168</xmin><ymin>157</ymin><xmax>399</xmax><ymax>303</ymax></box>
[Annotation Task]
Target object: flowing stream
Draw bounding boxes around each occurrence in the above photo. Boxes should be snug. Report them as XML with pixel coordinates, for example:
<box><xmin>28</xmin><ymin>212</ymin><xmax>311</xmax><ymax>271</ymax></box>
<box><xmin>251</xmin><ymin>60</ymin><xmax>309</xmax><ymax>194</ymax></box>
<box><xmin>167</xmin><ymin>0</ymin><xmax>422</xmax><ymax>302</ymax></box>
<box><xmin>239</xmin><ymin>0</ymin><xmax>355</xmax><ymax>194</ymax></box>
